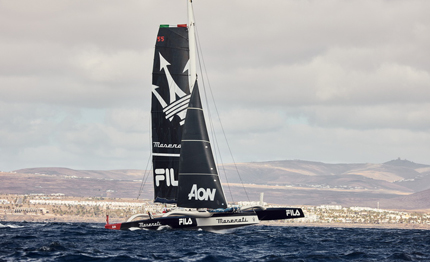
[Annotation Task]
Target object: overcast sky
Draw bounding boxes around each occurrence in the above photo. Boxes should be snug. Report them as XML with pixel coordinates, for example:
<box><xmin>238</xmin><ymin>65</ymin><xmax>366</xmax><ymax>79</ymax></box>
<box><xmin>1</xmin><ymin>0</ymin><xmax>429</xmax><ymax>171</ymax></box>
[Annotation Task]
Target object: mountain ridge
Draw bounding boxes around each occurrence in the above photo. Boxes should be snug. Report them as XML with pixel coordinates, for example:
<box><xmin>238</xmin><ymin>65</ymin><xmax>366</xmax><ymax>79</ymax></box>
<box><xmin>3</xmin><ymin>158</ymin><xmax>429</xmax><ymax>210</ymax></box>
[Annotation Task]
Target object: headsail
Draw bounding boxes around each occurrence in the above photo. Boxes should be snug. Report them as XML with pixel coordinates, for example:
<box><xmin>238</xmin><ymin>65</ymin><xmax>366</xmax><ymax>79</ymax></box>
<box><xmin>177</xmin><ymin>81</ymin><xmax>228</xmax><ymax>209</ymax></box>
<box><xmin>151</xmin><ymin>24</ymin><xmax>190</xmax><ymax>203</ymax></box>
<box><xmin>175</xmin><ymin>0</ymin><xmax>227</xmax><ymax>209</ymax></box>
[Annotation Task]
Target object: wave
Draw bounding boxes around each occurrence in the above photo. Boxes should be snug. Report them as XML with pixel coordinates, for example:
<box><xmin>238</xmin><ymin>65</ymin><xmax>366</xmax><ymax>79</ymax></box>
<box><xmin>0</xmin><ymin>223</ymin><xmax>24</xmax><ymax>229</ymax></box>
<box><xmin>0</xmin><ymin>222</ymin><xmax>429</xmax><ymax>261</ymax></box>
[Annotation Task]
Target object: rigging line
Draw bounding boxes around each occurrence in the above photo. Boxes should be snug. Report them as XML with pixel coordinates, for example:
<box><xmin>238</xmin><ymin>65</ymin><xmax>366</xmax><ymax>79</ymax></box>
<box><xmin>196</xmin><ymin>27</ymin><xmax>237</xmax><ymax>202</ymax></box>
<box><xmin>194</xmin><ymin>25</ymin><xmax>250</xmax><ymax>203</ymax></box>
<box><xmin>194</xmin><ymin>23</ymin><xmax>234</xmax><ymax>203</ymax></box>
<box><xmin>137</xmin><ymin>114</ymin><xmax>153</xmax><ymax>200</ymax></box>
<box><xmin>137</xmin><ymin>154</ymin><xmax>152</xmax><ymax>200</ymax></box>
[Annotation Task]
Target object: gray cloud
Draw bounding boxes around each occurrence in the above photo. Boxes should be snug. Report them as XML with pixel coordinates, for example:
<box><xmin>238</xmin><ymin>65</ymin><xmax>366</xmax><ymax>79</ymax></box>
<box><xmin>1</xmin><ymin>0</ymin><xmax>429</xmax><ymax>171</ymax></box>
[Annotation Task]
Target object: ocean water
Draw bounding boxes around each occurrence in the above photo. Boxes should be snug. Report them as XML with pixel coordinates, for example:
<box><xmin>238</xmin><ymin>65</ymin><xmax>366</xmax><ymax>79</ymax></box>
<box><xmin>1</xmin><ymin>222</ymin><xmax>429</xmax><ymax>261</ymax></box>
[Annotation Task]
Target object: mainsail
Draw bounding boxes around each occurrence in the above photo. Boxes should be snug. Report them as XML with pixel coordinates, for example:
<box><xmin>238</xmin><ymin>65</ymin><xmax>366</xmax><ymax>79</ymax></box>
<box><xmin>151</xmin><ymin>25</ymin><xmax>191</xmax><ymax>203</ymax></box>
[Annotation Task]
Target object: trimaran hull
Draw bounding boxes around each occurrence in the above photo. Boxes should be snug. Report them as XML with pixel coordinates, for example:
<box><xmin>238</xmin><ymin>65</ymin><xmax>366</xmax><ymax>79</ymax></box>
<box><xmin>105</xmin><ymin>208</ymin><xmax>304</xmax><ymax>231</ymax></box>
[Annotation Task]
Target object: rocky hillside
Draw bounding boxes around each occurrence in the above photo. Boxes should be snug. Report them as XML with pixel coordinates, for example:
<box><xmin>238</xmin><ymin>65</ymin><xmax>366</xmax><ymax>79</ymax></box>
<box><xmin>222</xmin><ymin>158</ymin><xmax>430</xmax><ymax>193</ymax></box>
<box><xmin>3</xmin><ymin>158</ymin><xmax>429</xmax><ymax>210</ymax></box>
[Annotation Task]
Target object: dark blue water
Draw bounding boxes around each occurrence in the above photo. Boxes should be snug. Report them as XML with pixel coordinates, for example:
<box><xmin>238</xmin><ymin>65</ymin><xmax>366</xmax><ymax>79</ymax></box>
<box><xmin>1</xmin><ymin>222</ymin><xmax>429</xmax><ymax>261</ymax></box>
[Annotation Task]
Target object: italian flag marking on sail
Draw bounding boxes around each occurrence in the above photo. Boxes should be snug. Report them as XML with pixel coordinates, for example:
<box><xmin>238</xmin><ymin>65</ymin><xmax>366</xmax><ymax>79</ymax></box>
<box><xmin>160</xmin><ymin>24</ymin><xmax>187</xmax><ymax>28</ymax></box>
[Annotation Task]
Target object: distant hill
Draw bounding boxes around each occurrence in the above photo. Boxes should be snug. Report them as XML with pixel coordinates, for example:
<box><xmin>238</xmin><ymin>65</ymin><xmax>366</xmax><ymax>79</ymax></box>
<box><xmin>13</xmin><ymin>167</ymin><xmax>145</xmax><ymax>181</ymax></box>
<box><xmin>0</xmin><ymin>170</ymin><xmax>150</xmax><ymax>200</ymax></box>
<box><xmin>222</xmin><ymin>159</ymin><xmax>429</xmax><ymax>192</ymax></box>
<box><xmin>379</xmin><ymin>188</ymin><xmax>430</xmax><ymax>211</ymax></box>
<box><xmin>3</xmin><ymin>158</ymin><xmax>429</xmax><ymax>210</ymax></box>
<box><xmin>384</xmin><ymin>158</ymin><xmax>429</xmax><ymax>169</ymax></box>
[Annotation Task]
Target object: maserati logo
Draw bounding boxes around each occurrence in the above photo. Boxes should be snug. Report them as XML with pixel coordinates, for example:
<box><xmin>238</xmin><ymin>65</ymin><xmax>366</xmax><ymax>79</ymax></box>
<box><xmin>153</xmin><ymin>142</ymin><xmax>181</xmax><ymax>148</ymax></box>
<box><xmin>152</xmin><ymin>53</ymin><xmax>190</xmax><ymax>126</ymax></box>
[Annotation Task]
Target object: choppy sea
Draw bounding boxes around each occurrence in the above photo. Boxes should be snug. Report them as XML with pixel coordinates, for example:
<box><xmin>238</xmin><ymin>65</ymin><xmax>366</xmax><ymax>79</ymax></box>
<box><xmin>1</xmin><ymin>222</ymin><xmax>430</xmax><ymax>261</ymax></box>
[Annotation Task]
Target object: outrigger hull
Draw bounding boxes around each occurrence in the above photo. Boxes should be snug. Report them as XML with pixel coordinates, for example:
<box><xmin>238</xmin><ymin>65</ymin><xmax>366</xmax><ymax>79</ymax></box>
<box><xmin>256</xmin><ymin>207</ymin><xmax>304</xmax><ymax>221</ymax></box>
<box><xmin>105</xmin><ymin>208</ymin><xmax>304</xmax><ymax>231</ymax></box>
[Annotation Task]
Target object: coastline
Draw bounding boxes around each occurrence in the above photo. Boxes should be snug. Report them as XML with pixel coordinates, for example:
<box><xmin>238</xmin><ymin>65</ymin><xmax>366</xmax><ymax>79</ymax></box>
<box><xmin>1</xmin><ymin>214</ymin><xmax>106</xmax><ymax>224</ymax></box>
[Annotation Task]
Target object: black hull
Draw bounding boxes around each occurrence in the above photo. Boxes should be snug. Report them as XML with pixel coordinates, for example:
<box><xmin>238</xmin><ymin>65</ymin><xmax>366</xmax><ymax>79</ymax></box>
<box><xmin>256</xmin><ymin>207</ymin><xmax>305</xmax><ymax>221</ymax></box>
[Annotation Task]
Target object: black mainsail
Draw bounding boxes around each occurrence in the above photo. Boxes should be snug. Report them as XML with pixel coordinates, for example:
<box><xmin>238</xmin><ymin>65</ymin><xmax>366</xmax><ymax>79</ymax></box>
<box><xmin>151</xmin><ymin>24</ymin><xmax>190</xmax><ymax>203</ymax></box>
<box><xmin>151</xmin><ymin>24</ymin><xmax>227</xmax><ymax>208</ymax></box>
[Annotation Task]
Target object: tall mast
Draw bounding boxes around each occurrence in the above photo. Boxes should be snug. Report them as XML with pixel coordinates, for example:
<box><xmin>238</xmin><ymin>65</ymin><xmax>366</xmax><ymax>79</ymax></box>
<box><xmin>187</xmin><ymin>0</ymin><xmax>197</xmax><ymax>92</ymax></box>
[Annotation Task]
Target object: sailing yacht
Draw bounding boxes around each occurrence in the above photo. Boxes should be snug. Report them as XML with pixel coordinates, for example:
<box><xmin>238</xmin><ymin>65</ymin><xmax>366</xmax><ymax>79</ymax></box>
<box><xmin>105</xmin><ymin>0</ymin><xmax>304</xmax><ymax>231</ymax></box>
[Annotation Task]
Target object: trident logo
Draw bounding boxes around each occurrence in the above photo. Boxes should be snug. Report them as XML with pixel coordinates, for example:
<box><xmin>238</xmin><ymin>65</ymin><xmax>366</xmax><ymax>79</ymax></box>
<box><xmin>152</xmin><ymin>53</ymin><xmax>190</xmax><ymax>125</ymax></box>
